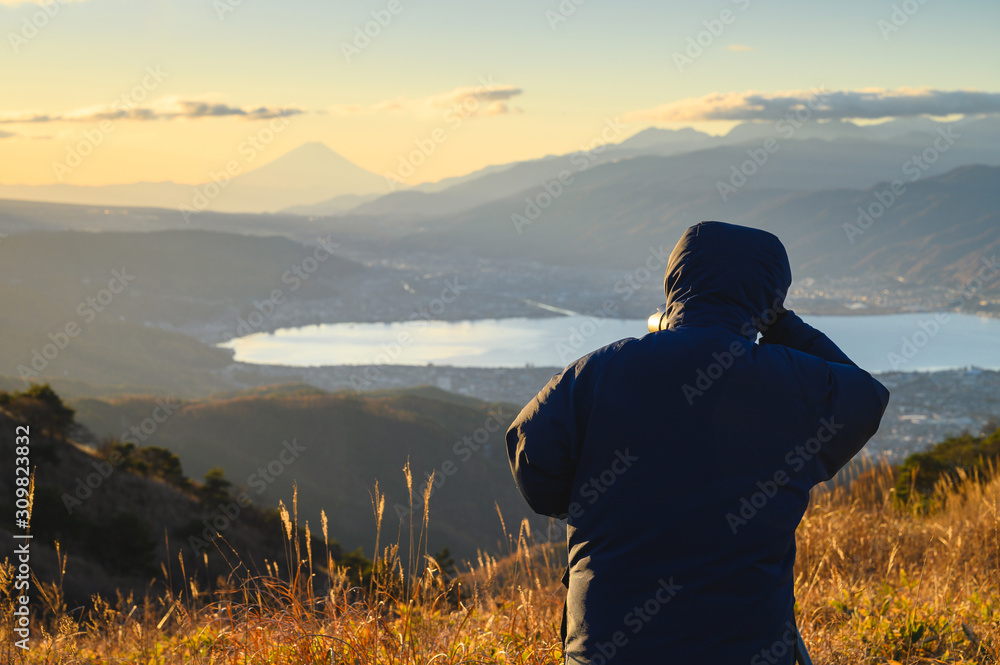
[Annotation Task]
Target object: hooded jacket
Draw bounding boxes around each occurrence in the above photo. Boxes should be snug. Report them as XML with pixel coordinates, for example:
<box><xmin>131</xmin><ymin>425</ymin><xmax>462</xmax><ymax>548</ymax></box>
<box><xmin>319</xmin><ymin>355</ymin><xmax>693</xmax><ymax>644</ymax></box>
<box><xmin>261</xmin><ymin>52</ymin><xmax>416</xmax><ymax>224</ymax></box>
<box><xmin>506</xmin><ymin>221</ymin><xmax>890</xmax><ymax>664</ymax></box>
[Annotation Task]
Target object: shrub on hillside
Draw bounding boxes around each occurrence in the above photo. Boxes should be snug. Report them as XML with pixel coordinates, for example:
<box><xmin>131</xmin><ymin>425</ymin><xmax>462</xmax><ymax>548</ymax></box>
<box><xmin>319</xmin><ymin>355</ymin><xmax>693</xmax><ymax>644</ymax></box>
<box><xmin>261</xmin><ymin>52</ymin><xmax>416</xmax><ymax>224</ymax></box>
<box><xmin>200</xmin><ymin>466</ymin><xmax>232</xmax><ymax>505</ymax></box>
<box><xmin>0</xmin><ymin>383</ymin><xmax>75</xmax><ymax>440</ymax></box>
<box><xmin>99</xmin><ymin>439</ymin><xmax>187</xmax><ymax>488</ymax></box>
<box><xmin>895</xmin><ymin>425</ymin><xmax>1000</xmax><ymax>504</ymax></box>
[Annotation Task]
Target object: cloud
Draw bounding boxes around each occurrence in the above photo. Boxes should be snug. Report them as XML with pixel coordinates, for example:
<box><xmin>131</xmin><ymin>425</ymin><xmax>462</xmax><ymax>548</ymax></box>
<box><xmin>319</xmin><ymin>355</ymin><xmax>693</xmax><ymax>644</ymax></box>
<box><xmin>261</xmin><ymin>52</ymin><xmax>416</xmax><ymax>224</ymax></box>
<box><xmin>328</xmin><ymin>83</ymin><xmax>523</xmax><ymax>120</ymax></box>
<box><xmin>0</xmin><ymin>130</ymin><xmax>16</xmax><ymax>139</ymax></box>
<box><xmin>623</xmin><ymin>88</ymin><xmax>1000</xmax><ymax>123</ymax></box>
<box><xmin>0</xmin><ymin>97</ymin><xmax>305</xmax><ymax>124</ymax></box>
<box><xmin>727</xmin><ymin>44</ymin><xmax>754</xmax><ymax>51</ymax></box>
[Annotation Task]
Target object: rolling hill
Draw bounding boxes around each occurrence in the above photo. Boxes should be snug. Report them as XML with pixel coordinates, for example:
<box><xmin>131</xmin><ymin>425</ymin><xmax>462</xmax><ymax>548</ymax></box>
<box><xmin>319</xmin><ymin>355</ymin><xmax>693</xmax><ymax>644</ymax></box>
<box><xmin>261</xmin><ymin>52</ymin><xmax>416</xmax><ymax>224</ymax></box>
<box><xmin>0</xmin><ymin>391</ymin><xmax>328</xmax><ymax>605</ymax></box>
<box><xmin>0</xmin><ymin>229</ymin><xmax>367</xmax><ymax>394</ymax></box>
<box><xmin>70</xmin><ymin>385</ymin><xmax>531</xmax><ymax>562</ymax></box>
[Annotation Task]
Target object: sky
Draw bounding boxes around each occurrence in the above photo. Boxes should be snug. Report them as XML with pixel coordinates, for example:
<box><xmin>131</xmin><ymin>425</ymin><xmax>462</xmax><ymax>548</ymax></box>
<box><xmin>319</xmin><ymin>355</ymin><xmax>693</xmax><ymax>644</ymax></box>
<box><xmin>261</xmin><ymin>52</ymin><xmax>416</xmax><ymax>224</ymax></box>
<box><xmin>1</xmin><ymin>0</ymin><xmax>998</xmax><ymax>187</ymax></box>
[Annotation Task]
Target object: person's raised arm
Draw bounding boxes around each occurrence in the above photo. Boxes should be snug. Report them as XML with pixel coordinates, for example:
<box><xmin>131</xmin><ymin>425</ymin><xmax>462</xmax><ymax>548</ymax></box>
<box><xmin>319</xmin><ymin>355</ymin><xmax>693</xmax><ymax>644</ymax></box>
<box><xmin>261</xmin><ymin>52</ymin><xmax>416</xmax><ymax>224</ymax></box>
<box><xmin>755</xmin><ymin>293</ymin><xmax>890</xmax><ymax>480</ymax></box>
<box><xmin>790</xmin><ymin>352</ymin><xmax>891</xmax><ymax>482</ymax></box>
<box><xmin>762</xmin><ymin>309</ymin><xmax>891</xmax><ymax>481</ymax></box>
<box><xmin>759</xmin><ymin>309</ymin><xmax>856</xmax><ymax>366</ymax></box>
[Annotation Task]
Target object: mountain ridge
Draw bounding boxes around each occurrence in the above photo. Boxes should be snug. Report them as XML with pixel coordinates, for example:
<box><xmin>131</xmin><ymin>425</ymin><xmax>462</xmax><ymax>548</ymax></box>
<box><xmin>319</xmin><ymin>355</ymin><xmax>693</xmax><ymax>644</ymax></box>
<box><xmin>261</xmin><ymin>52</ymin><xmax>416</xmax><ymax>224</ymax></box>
<box><xmin>0</xmin><ymin>142</ymin><xmax>387</xmax><ymax>214</ymax></box>
<box><xmin>7</xmin><ymin>117</ymin><xmax>999</xmax><ymax>217</ymax></box>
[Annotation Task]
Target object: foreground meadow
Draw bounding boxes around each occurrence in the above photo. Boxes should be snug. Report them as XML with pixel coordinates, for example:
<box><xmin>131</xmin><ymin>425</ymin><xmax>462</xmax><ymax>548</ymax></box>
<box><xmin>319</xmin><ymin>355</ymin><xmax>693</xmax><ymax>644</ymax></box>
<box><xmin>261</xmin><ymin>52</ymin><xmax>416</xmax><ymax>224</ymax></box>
<box><xmin>2</xmin><ymin>460</ymin><xmax>999</xmax><ymax>664</ymax></box>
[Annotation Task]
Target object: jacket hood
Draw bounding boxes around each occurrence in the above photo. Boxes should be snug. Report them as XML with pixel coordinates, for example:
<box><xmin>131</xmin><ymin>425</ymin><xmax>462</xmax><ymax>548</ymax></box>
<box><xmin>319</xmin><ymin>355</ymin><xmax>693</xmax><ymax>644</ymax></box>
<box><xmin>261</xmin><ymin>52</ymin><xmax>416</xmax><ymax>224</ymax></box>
<box><xmin>662</xmin><ymin>221</ymin><xmax>791</xmax><ymax>340</ymax></box>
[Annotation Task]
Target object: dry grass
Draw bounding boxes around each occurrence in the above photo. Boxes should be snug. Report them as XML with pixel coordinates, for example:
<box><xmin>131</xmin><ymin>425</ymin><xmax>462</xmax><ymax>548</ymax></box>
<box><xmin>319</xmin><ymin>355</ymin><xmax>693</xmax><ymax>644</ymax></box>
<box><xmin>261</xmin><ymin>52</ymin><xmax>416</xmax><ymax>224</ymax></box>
<box><xmin>2</xmin><ymin>460</ymin><xmax>998</xmax><ymax>664</ymax></box>
<box><xmin>794</xmin><ymin>459</ymin><xmax>1000</xmax><ymax>664</ymax></box>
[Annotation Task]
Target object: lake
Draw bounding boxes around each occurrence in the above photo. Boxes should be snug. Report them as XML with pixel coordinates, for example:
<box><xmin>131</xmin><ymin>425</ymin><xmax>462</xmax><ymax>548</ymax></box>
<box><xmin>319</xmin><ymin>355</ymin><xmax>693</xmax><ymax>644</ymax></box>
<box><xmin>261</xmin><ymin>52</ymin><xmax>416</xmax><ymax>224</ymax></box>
<box><xmin>219</xmin><ymin>312</ymin><xmax>1000</xmax><ymax>372</ymax></box>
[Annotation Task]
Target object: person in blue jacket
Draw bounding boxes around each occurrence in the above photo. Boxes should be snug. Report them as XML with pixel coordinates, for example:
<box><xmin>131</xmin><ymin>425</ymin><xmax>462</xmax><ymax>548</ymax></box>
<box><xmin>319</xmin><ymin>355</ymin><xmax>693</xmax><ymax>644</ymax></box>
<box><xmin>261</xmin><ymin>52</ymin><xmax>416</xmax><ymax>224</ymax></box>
<box><xmin>506</xmin><ymin>221</ymin><xmax>890</xmax><ymax>664</ymax></box>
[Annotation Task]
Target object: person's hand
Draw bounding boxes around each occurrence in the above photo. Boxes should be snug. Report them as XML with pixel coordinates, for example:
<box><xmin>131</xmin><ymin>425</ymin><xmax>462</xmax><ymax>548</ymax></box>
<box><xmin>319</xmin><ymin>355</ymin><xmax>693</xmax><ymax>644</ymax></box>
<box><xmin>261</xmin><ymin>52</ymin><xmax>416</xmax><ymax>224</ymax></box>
<box><xmin>757</xmin><ymin>304</ymin><xmax>790</xmax><ymax>341</ymax></box>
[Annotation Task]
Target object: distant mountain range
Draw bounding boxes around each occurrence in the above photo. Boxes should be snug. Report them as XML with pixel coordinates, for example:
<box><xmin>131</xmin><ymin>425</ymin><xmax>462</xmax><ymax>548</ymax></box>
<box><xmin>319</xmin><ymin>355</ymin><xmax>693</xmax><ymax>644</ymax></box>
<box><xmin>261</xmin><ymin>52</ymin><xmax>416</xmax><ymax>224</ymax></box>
<box><xmin>0</xmin><ymin>142</ymin><xmax>389</xmax><ymax>214</ymax></box>
<box><xmin>359</xmin><ymin>157</ymin><xmax>1000</xmax><ymax>287</ymax></box>
<box><xmin>1</xmin><ymin>161</ymin><xmax>997</xmax><ymax>295</ymax></box>
<box><xmin>4</xmin><ymin>117</ymin><xmax>999</xmax><ymax>219</ymax></box>
<box><xmin>615</xmin><ymin>116</ymin><xmax>1000</xmax><ymax>153</ymax></box>
<box><xmin>282</xmin><ymin>116</ymin><xmax>1000</xmax><ymax>220</ymax></box>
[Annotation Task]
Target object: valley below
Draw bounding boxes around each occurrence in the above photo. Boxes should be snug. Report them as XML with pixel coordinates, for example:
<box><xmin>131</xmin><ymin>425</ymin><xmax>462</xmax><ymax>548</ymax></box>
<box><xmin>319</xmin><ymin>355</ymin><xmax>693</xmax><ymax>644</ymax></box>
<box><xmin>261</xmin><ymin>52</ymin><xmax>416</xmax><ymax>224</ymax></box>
<box><xmin>161</xmin><ymin>247</ymin><xmax>1000</xmax><ymax>463</ymax></box>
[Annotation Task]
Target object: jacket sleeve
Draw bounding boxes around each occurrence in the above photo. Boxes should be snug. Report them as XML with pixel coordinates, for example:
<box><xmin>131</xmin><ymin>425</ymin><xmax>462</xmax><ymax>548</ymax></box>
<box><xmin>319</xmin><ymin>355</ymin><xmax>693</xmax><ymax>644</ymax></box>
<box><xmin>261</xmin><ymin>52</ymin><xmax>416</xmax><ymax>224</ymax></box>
<box><xmin>759</xmin><ymin>310</ymin><xmax>855</xmax><ymax>365</ymax></box>
<box><xmin>796</xmin><ymin>358</ymin><xmax>890</xmax><ymax>482</ymax></box>
<box><xmin>765</xmin><ymin>311</ymin><xmax>891</xmax><ymax>482</ymax></box>
<box><xmin>506</xmin><ymin>343</ymin><xmax>626</xmax><ymax>518</ymax></box>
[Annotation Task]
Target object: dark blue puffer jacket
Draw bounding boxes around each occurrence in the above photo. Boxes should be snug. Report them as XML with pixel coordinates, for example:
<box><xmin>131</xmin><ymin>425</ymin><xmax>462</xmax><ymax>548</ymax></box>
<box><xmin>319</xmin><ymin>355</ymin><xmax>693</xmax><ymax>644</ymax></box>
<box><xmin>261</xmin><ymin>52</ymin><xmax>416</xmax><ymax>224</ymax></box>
<box><xmin>506</xmin><ymin>221</ymin><xmax>890</xmax><ymax>664</ymax></box>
